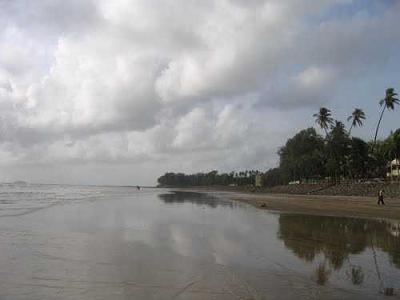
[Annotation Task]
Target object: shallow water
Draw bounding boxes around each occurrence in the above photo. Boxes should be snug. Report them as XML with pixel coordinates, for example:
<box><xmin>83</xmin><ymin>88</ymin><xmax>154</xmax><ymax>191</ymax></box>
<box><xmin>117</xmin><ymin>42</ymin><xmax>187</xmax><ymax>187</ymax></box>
<box><xmin>0</xmin><ymin>184</ymin><xmax>399</xmax><ymax>299</ymax></box>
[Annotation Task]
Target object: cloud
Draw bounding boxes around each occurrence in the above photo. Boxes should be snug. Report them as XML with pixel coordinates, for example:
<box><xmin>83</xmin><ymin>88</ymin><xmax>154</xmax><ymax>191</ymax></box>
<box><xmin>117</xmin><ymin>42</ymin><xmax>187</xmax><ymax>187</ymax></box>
<box><xmin>0</xmin><ymin>0</ymin><xmax>399</xmax><ymax>184</ymax></box>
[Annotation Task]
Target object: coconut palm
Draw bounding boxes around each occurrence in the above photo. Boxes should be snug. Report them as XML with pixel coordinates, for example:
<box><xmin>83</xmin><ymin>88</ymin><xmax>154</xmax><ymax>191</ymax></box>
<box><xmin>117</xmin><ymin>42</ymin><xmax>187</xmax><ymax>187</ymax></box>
<box><xmin>373</xmin><ymin>88</ymin><xmax>399</xmax><ymax>146</ymax></box>
<box><xmin>313</xmin><ymin>107</ymin><xmax>334</xmax><ymax>136</ymax></box>
<box><xmin>347</xmin><ymin>108</ymin><xmax>366</xmax><ymax>135</ymax></box>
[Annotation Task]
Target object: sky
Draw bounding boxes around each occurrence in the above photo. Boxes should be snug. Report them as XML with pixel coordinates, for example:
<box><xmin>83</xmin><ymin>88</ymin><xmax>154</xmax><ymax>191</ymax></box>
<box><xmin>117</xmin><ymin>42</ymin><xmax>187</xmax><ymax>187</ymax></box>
<box><xmin>0</xmin><ymin>0</ymin><xmax>399</xmax><ymax>185</ymax></box>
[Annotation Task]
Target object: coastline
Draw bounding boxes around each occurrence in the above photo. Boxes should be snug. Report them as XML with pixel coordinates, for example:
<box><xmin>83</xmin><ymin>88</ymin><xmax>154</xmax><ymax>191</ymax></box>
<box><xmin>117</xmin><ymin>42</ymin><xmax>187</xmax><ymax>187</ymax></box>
<box><xmin>173</xmin><ymin>187</ymin><xmax>400</xmax><ymax>221</ymax></box>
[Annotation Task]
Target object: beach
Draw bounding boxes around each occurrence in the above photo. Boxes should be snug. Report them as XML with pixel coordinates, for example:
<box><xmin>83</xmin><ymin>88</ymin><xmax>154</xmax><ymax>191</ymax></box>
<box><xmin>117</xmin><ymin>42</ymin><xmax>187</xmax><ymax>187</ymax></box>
<box><xmin>177</xmin><ymin>187</ymin><xmax>400</xmax><ymax>220</ymax></box>
<box><xmin>1</xmin><ymin>184</ymin><xmax>399</xmax><ymax>299</ymax></box>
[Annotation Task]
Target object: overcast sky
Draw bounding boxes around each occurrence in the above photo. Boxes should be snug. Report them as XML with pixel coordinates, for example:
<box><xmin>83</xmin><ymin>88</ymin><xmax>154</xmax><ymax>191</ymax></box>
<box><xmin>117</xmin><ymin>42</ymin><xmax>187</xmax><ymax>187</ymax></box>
<box><xmin>0</xmin><ymin>0</ymin><xmax>399</xmax><ymax>185</ymax></box>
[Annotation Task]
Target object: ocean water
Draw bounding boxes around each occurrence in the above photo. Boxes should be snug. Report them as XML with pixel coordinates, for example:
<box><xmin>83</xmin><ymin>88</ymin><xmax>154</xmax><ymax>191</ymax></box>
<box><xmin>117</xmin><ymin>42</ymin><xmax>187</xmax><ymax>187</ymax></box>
<box><xmin>0</xmin><ymin>184</ymin><xmax>399</xmax><ymax>299</ymax></box>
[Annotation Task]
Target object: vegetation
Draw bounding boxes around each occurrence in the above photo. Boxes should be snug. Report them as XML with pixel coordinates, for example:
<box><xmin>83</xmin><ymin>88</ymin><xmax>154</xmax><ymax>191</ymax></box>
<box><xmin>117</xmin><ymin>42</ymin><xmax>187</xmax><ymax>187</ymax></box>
<box><xmin>313</xmin><ymin>107</ymin><xmax>334</xmax><ymax>136</ymax></box>
<box><xmin>347</xmin><ymin>108</ymin><xmax>365</xmax><ymax>134</ymax></box>
<box><xmin>278</xmin><ymin>128</ymin><xmax>325</xmax><ymax>182</ymax></box>
<box><xmin>157</xmin><ymin>170</ymin><xmax>266</xmax><ymax>187</ymax></box>
<box><xmin>158</xmin><ymin>88</ymin><xmax>399</xmax><ymax>187</ymax></box>
<box><xmin>373</xmin><ymin>88</ymin><xmax>399</xmax><ymax>146</ymax></box>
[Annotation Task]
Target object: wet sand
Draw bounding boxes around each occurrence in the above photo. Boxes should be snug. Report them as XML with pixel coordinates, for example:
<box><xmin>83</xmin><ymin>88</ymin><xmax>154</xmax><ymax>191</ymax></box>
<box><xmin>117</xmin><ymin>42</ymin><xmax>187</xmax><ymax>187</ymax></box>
<box><xmin>1</xmin><ymin>185</ymin><xmax>399</xmax><ymax>299</ymax></box>
<box><xmin>177</xmin><ymin>187</ymin><xmax>400</xmax><ymax>220</ymax></box>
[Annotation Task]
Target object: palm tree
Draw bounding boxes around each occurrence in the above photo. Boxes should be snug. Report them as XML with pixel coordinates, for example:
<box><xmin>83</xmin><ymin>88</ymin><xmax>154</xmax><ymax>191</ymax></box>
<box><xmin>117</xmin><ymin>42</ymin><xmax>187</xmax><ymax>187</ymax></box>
<box><xmin>347</xmin><ymin>108</ymin><xmax>366</xmax><ymax>135</ymax></box>
<box><xmin>313</xmin><ymin>107</ymin><xmax>334</xmax><ymax>136</ymax></box>
<box><xmin>373</xmin><ymin>88</ymin><xmax>399</xmax><ymax>146</ymax></box>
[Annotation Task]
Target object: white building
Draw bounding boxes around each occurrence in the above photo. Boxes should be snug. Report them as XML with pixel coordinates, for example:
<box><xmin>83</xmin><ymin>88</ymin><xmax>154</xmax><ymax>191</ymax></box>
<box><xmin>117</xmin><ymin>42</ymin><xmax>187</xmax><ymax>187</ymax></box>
<box><xmin>387</xmin><ymin>159</ymin><xmax>400</xmax><ymax>178</ymax></box>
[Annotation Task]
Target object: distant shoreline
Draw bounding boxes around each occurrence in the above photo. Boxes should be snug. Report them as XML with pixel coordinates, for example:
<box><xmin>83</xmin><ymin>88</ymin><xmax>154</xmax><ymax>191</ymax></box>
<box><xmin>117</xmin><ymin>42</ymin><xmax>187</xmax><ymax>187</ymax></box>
<box><xmin>173</xmin><ymin>186</ymin><xmax>400</xmax><ymax>221</ymax></box>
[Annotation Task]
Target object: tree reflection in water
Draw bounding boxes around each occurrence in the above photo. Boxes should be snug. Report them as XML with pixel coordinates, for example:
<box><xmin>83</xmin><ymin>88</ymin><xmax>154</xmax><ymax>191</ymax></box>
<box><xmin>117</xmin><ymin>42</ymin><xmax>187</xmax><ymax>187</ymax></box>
<box><xmin>315</xmin><ymin>262</ymin><xmax>331</xmax><ymax>285</ymax></box>
<box><xmin>278</xmin><ymin>214</ymin><xmax>400</xmax><ymax>287</ymax></box>
<box><xmin>158</xmin><ymin>191</ymin><xmax>235</xmax><ymax>208</ymax></box>
<box><xmin>349</xmin><ymin>266</ymin><xmax>364</xmax><ymax>285</ymax></box>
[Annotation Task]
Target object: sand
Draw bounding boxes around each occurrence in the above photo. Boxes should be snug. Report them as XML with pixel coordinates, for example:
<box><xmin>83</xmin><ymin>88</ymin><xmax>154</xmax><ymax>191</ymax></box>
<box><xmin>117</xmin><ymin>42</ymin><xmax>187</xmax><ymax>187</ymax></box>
<box><xmin>176</xmin><ymin>187</ymin><xmax>400</xmax><ymax>220</ymax></box>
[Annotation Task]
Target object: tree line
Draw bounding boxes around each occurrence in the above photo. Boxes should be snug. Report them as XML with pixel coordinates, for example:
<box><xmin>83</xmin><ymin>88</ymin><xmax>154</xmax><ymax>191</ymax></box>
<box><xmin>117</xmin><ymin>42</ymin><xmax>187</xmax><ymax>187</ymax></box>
<box><xmin>157</xmin><ymin>170</ymin><xmax>265</xmax><ymax>187</ymax></box>
<box><xmin>158</xmin><ymin>88</ymin><xmax>399</xmax><ymax>187</ymax></box>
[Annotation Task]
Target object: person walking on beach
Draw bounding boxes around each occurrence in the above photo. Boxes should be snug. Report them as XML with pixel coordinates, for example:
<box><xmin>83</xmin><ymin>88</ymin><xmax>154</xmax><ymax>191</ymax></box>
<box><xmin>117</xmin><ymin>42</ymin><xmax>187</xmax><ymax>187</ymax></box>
<box><xmin>377</xmin><ymin>189</ymin><xmax>385</xmax><ymax>206</ymax></box>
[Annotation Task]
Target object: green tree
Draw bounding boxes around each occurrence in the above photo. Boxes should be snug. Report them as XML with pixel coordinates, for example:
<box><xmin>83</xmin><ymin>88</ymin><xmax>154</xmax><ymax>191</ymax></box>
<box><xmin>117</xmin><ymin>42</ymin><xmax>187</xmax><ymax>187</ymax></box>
<box><xmin>368</xmin><ymin>137</ymin><xmax>394</xmax><ymax>178</ymax></box>
<box><xmin>326</xmin><ymin>121</ymin><xmax>351</xmax><ymax>180</ymax></box>
<box><xmin>390</xmin><ymin>129</ymin><xmax>400</xmax><ymax>160</ymax></box>
<box><xmin>262</xmin><ymin>168</ymin><xmax>283</xmax><ymax>187</ymax></box>
<box><xmin>279</xmin><ymin>128</ymin><xmax>326</xmax><ymax>182</ymax></box>
<box><xmin>347</xmin><ymin>108</ymin><xmax>365</xmax><ymax>135</ymax></box>
<box><xmin>373</xmin><ymin>88</ymin><xmax>399</xmax><ymax>146</ymax></box>
<box><xmin>348</xmin><ymin>137</ymin><xmax>369</xmax><ymax>178</ymax></box>
<box><xmin>313</xmin><ymin>107</ymin><xmax>334</xmax><ymax>136</ymax></box>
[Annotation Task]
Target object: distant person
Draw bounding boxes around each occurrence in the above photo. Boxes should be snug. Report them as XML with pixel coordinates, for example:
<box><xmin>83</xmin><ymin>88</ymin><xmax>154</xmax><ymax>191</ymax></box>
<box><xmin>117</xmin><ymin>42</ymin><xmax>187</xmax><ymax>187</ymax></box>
<box><xmin>136</xmin><ymin>185</ymin><xmax>141</xmax><ymax>190</ymax></box>
<box><xmin>377</xmin><ymin>190</ymin><xmax>385</xmax><ymax>206</ymax></box>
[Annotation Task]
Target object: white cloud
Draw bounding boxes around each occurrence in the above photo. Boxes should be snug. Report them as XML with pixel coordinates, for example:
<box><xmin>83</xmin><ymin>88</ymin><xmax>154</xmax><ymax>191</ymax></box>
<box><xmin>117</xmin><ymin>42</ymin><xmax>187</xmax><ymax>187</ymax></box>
<box><xmin>0</xmin><ymin>0</ymin><xmax>399</xmax><ymax>184</ymax></box>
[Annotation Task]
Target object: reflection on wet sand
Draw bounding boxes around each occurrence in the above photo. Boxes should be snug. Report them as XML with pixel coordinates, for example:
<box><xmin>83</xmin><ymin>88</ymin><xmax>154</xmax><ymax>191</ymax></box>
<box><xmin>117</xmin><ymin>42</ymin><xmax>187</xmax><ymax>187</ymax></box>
<box><xmin>158</xmin><ymin>191</ymin><xmax>235</xmax><ymax>208</ymax></box>
<box><xmin>1</xmin><ymin>186</ymin><xmax>399</xmax><ymax>299</ymax></box>
<box><xmin>278</xmin><ymin>214</ymin><xmax>400</xmax><ymax>291</ymax></box>
<box><xmin>315</xmin><ymin>262</ymin><xmax>331</xmax><ymax>285</ymax></box>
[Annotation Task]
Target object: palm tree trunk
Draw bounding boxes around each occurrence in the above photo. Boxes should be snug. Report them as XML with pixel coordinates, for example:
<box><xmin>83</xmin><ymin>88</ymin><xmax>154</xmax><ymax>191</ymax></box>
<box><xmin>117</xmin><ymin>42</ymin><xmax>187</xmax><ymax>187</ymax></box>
<box><xmin>373</xmin><ymin>105</ymin><xmax>386</xmax><ymax>148</ymax></box>
<box><xmin>370</xmin><ymin>235</ymin><xmax>384</xmax><ymax>293</ymax></box>
<box><xmin>349</xmin><ymin>124</ymin><xmax>354</xmax><ymax>135</ymax></box>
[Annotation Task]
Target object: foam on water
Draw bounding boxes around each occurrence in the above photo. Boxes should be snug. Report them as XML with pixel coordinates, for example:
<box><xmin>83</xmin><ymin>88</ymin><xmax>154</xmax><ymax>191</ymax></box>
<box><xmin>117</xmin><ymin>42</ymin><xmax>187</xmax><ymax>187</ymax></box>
<box><xmin>0</xmin><ymin>183</ymin><xmax>133</xmax><ymax>217</ymax></box>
